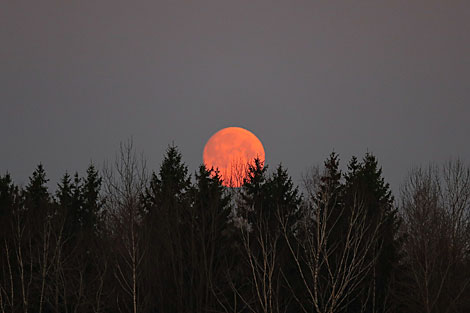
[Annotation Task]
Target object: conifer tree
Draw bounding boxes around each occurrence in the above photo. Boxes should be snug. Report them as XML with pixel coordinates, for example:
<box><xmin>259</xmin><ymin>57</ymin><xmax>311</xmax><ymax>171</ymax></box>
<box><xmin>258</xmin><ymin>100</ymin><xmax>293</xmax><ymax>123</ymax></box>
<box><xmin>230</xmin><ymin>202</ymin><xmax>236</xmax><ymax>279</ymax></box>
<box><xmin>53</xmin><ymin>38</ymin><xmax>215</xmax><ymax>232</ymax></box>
<box><xmin>266</xmin><ymin>164</ymin><xmax>302</xmax><ymax>312</ymax></box>
<box><xmin>313</xmin><ymin>152</ymin><xmax>344</xmax><ymax>246</ymax></box>
<box><xmin>56</xmin><ymin>172</ymin><xmax>72</xmax><ymax>208</ymax></box>
<box><xmin>82</xmin><ymin>164</ymin><xmax>103</xmax><ymax>233</ymax></box>
<box><xmin>318</xmin><ymin>152</ymin><xmax>342</xmax><ymax>204</ymax></box>
<box><xmin>0</xmin><ymin>173</ymin><xmax>19</xmax><ymax>218</ymax></box>
<box><xmin>24</xmin><ymin>163</ymin><xmax>50</xmax><ymax>210</ymax></box>
<box><xmin>71</xmin><ymin>172</ymin><xmax>83</xmax><ymax>220</ymax></box>
<box><xmin>237</xmin><ymin>160</ymin><xmax>302</xmax><ymax>312</ymax></box>
<box><xmin>0</xmin><ymin>173</ymin><xmax>20</xmax><ymax>244</ymax></box>
<box><xmin>187</xmin><ymin>165</ymin><xmax>232</xmax><ymax>312</ymax></box>
<box><xmin>267</xmin><ymin>164</ymin><xmax>301</xmax><ymax>210</ymax></box>
<box><xmin>52</xmin><ymin>167</ymin><xmax>104</xmax><ymax>313</ymax></box>
<box><xmin>142</xmin><ymin>145</ymin><xmax>193</xmax><ymax>312</ymax></box>
<box><xmin>192</xmin><ymin>165</ymin><xmax>231</xmax><ymax>233</ymax></box>
<box><xmin>144</xmin><ymin>145</ymin><xmax>191</xmax><ymax>213</ymax></box>
<box><xmin>342</xmin><ymin>153</ymin><xmax>401</xmax><ymax>313</ymax></box>
<box><xmin>56</xmin><ymin>172</ymin><xmax>79</xmax><ymax>239</ymax></box>
<box><xmin>241</xmin><ymin>157</ymin><xmax>269</xmax><ymax>221</ymax></box>
<box><xmin>19</xmin><ymin>164</ymin><xmax>53</xmax><ymax>313</ymax></box>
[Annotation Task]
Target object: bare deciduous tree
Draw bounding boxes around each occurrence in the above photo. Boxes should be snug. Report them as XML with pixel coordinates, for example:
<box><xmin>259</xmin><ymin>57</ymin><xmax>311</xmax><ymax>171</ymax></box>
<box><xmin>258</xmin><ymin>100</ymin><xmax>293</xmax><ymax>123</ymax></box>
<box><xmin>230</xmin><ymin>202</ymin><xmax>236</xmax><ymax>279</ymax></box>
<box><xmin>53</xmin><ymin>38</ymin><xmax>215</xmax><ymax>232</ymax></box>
<box><xmin>103</xmin><ymin>140</ymin><xmax>148</xmax><ymax>313</ymax></box>
<box><xmin>234</xmin><ymin>212</ymin><xmax>283</xmax><ymax>313</ymax></box>
<box><xmin>399</xmin><ymin>160</ymin><xmax>470</xmax><ymax>313</ymax></box>
<box><xmin>11</xmin><ymin>211</ymin><xmax>34</xmax><ymax>313</ymax></box>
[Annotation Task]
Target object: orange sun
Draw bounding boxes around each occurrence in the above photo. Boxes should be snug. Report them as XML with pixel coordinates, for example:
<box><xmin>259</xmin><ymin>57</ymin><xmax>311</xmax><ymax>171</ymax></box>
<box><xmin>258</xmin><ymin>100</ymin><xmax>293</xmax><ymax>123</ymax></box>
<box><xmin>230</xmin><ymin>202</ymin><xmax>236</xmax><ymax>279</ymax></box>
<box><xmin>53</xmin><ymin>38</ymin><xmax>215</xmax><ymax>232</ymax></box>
<box><xmin>203</xmin><ymin>127</ymin><xmax>265</xmax><ymax>187</ymax></box>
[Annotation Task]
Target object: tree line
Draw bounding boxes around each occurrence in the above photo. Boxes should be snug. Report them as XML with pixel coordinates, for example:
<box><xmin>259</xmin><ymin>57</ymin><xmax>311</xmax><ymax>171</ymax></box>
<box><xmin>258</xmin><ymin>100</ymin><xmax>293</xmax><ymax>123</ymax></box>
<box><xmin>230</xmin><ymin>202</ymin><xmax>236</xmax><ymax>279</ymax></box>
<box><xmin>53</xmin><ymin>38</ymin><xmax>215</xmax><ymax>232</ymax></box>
<box><xmin>0</xmin><ymin>142</ymin><xmax>469</xmax><ymax>313</ymax></box>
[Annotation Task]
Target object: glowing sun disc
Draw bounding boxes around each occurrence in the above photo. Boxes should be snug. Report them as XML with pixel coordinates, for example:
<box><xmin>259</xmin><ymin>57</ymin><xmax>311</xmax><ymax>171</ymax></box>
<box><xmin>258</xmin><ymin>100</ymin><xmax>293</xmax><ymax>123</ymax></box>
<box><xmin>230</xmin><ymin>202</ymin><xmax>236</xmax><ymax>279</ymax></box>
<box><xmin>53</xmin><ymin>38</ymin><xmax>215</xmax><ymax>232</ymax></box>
<box><xmin>203</xmin><ymin>127</ymin><xmax>265</xmax><ymax>187</ymax></box>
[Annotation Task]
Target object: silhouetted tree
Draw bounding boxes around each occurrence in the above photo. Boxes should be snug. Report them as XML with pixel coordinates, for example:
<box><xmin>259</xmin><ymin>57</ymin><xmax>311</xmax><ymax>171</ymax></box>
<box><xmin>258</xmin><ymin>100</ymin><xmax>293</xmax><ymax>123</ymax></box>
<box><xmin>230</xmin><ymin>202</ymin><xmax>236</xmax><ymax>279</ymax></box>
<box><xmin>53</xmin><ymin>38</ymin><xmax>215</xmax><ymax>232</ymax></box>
<box><xmin>342</xmin><ymin>153</ymin><xmax>401</xmax><ymax>313</ymax></box>
<box><xmin>0</xmin><ymin>173</ymin><xmax>21</xmax><ymax>313</ymax></box>
<box><xmin>5</xmin><ymin>144</ymin><xmax>470</xmax><ymax>313</ymax></box>
<box><xmin>82</xmin><ymin>164</ymin><xmax>104</xmax><ymax>234</ymax></box>
<box><xmin>104</xmin><ymin>140</ymin><xmax>148</xmax><ymax>313</ymax></box>
<box><xmin>184</xmin><ymin>165</ymin><xmax>233</xmax><ymax>312</ymax></box>
<box><xmin>241</xmin><ymin>157</ymin><xmax>268</xmax><ymax>219</ymax></box>
<box><xmin>24</xmin><ymin>164</ymin><xmax>50</xmax><ymax>211</ymax></box>
<box><xmin>143</xmin><ymin>145</ymin><xmax>193</xmax><ymax>312</ymax></box>
<box><xmin>232</xmin><ymin>160</ymin><xmax>301</xmax><ymax>313</ymax></box>
<box><xmin>285</xmin><ymin>153</ymin><xmax>385</xmax><ymax>313</ymax></box>
<box><xmin>398</xmin><ymin>161</ymin><xmax>470</xmax><ymax>313</ymax></box>
<box><xmin>56</xmin><ymin>172</ymin><xmax>80</xmax><ymax>238</ymax></box>
<box><xmin>0</xmin><ymin>173</ymin><xmax>19</xmax><ymax>240</ymax></box>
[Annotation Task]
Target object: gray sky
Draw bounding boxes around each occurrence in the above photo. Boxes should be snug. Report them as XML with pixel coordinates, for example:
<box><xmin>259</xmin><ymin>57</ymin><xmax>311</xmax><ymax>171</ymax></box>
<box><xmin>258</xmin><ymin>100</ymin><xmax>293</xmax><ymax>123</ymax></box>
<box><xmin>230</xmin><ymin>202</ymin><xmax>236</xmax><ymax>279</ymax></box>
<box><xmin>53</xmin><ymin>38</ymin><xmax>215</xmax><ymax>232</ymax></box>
<box><xmin>1</xmin><ymin>0</ymin><xmax>469</xmax><ymax>193</ymax></box>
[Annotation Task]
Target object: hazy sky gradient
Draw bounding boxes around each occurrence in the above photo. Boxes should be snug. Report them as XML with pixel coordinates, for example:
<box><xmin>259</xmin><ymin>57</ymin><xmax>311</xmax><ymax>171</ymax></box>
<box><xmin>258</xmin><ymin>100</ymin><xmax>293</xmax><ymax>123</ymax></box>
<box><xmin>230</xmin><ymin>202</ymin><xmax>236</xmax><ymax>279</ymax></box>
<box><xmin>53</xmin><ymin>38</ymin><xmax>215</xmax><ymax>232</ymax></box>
<box><xmin>1</xmin><ymin>0</ymin><xmax>469</xmax><ymax>192</ymax></box>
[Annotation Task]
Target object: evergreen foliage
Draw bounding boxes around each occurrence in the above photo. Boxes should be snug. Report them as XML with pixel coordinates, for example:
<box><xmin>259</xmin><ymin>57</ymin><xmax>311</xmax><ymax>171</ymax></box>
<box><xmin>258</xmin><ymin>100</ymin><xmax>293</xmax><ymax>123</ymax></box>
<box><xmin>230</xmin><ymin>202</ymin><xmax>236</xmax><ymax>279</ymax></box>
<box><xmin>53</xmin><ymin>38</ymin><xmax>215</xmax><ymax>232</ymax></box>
<box><xmin>144</xmin><ymin>145</ymin><xmax>191</xmax><ymax>213</ymax></box>
<box><xmin>24</xmin><ymin>163</ymin><xmax>50</xmax><ymax>209</ymax></box>
<box><xmin>0</xmin><ymin>173</ymin><xmax>18</xmax><ymax>217</ymax></box>
<box><xmin>82</xmin><ymin>164</ymin><xmax>103</xmax><ymax>233</ymax></box>
<box><xmin>0</xmin><ymin>146</ymin><xmax>468</xmax><ymax>313</ymax></box>
<box><xmin>342</xmin><ymin>153</ymin><xmax>401</xmax><ymax>313</ymax></box>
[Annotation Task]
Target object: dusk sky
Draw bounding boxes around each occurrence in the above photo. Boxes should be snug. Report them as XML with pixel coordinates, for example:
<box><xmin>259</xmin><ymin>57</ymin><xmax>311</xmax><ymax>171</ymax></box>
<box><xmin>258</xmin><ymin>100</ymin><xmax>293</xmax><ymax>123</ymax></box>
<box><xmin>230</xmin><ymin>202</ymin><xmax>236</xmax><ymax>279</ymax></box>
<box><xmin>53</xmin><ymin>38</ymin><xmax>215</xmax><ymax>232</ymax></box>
<box><xmin>1</xmin><ymin>0</ymin><xmax>469</xmax><ymax>192</ymax></box>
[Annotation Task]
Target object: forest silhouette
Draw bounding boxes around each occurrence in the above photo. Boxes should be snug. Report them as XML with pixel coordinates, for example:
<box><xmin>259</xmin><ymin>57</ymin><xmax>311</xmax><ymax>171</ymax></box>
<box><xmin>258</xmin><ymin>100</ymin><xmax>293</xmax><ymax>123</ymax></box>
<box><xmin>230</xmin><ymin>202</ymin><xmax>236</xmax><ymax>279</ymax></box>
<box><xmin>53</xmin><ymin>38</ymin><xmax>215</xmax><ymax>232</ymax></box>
<box><xmin>0</xmin><ymin>141</ymin><xmax>469</xmax><ymax>313</ymax></box>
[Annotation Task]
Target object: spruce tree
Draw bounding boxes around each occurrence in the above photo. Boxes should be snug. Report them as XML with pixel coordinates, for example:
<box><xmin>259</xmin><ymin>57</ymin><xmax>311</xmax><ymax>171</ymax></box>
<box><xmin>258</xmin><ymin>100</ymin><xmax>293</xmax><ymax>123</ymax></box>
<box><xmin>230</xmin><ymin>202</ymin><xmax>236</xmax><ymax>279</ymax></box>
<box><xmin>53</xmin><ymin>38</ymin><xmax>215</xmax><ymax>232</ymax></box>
<box><xmin>71</xmin><ymin>172</ymin><xmax>83</xmax><ymax>221</ymax></box>
<box><xmin>56</xmin><ymin>172</ymin><xmax>83</xmax><ymax>241</ymax></box>
<box><xmin>0</xmin><ymin>173</ymin><xmax>20</xmax><ymax>242</ymax></box>
<box><xmin>56</xmin><ymin>172</ymin><xmax>72</xmax><ymax>208</ymax></box>
<box><xmin>342</xmin><ymin>153</ymin><xmax>401</xmax><ymax>313</ymax></box>
<box><xmin>82</xmin><ymin>164</ymin><xmax>103</xmax><ymax>233</ymax></box>
<box><xmin>23</xmin><ymin>164</ymin><xmax>52</xmax><ymax>237</ymax></box>
<box><xmin>264</xmin><ymin>163</ymin><xmax>302</xmax><ymax>235</ymax></box>
<box><xmin>317</xmin><ymin>152</ymin><xmax>343</xmax><ymax>209</ymax></box>
<box><xmin>144</xmin><ymin>145</ymin><xmax>191</xmax><ymax>215</ymax></box>
<box><xmin>241</xmin><ymin>157</ymin><xmax>268</xmax><ymax>221</ymax></box>
<box><xmin>239</xmin><ymin>160</ymin><xmax>303</xmax><ymax>312</ymax></box>
<box><xmin>268</xmin><ymin>164</ymin><xmax>301</xmax><ymax>208</ymax></box>
<box><xmin>0</xmin><ymin>173</ymin><xmax>19</xmax><ymax>217</ymax></box>
<box><xmin>142</xmin><ymin>145</ymin><xmax>193</xmax><ymax>312</ymax></box>
<box><xmin>188</xmin><ymin>165</ymin><xmax>232</xmax><ymax>312</ymax></box>
<box><xmin>192</xmin><ymin>165</ymin><xmax>231</xmax><ymax>227</ymax></box>
<box><xmin>314</xmin><ymin>152</ymin><xmax>344</xmax><ymax>244</ymax></box>
<box><xmin>266</xmin><ymin>164</ymin><xmax>303</xmax><ymax>312</ymax></box>
<box><xmin>56</xmin><ymin>172</ymin><xmax>75</xmax><ymax>236</ymax></box>
<box><xmin>24</xmin><ymin>163</ymin><xmax>50</xmax><ymax>210</ymax></box>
